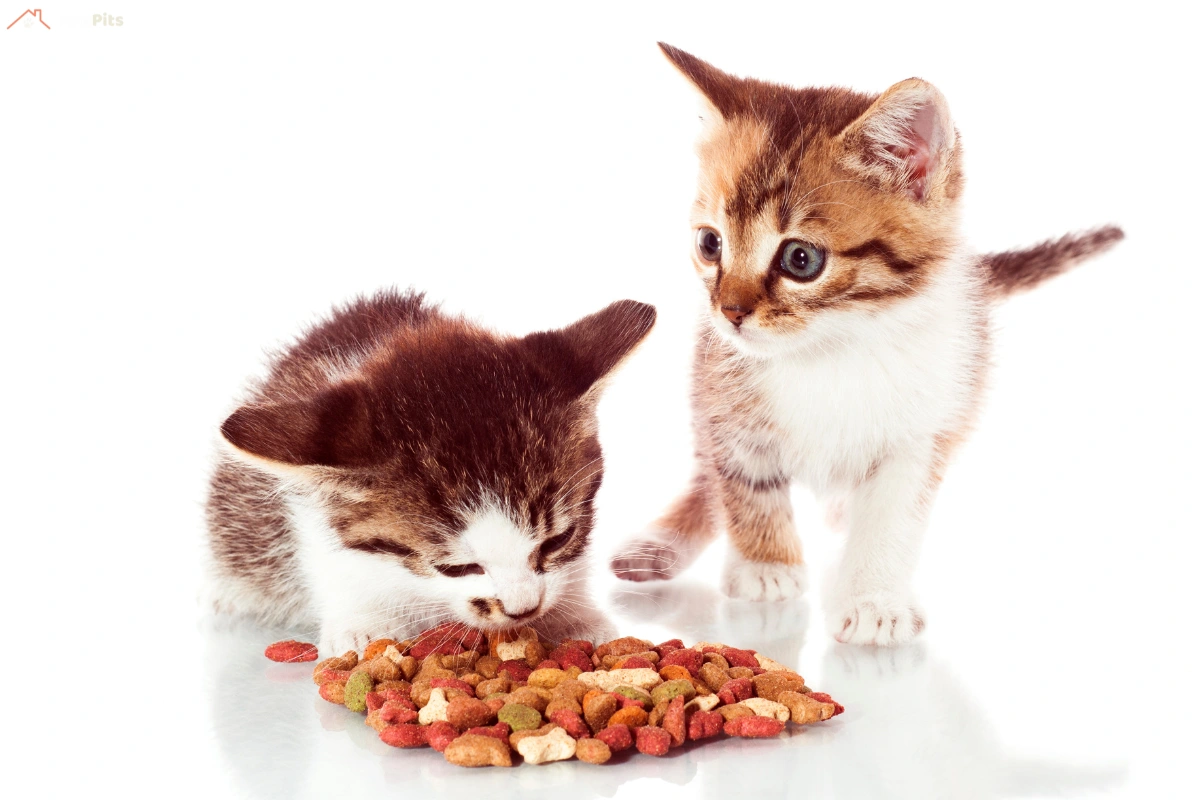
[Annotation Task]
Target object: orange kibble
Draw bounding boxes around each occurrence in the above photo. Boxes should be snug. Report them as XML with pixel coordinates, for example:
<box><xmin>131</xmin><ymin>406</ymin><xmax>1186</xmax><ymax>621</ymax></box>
<box><xmin>607</xmin><ymin>706</ymin><xmax>649</xmax><ymax>728</ymax></box>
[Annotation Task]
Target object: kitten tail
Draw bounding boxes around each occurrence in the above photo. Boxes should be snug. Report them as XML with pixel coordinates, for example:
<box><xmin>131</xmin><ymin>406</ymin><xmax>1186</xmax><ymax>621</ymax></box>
<box><xmin>982</xmin><ymin>225</ymin><xmax>1124</xmax><ymax>299</ymax></box>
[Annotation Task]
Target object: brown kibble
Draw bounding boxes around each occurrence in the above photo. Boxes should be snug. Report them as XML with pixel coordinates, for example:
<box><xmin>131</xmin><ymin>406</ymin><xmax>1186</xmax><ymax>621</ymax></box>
<box><xmin>318</xmin><ymin>682</ymin><xmax>347</xmax><ymax>704</ymax></box>
<box><xmin>374</xmin><ymin>680</ymin><xmax>411</xmax><ymax>695</ymax></box>
<box><xmin>312</xmin><ymin>654</ymin><xmax>357</xmax><ymax>684</ymax></box>
<box><xmin>728</xmin><ymin>666</ymin><xmax>755</xmax><ymax>680</ymax></box>
<box><xmin>779</xmin><ymin>690</ymin><xmax>836</xmax><ymax>725</ymax></box>
<box><xmin>601</xmin><ymin>650</ymin><xmax>659</xmax><ymax>670</ymax></box>
<box><xmin>460</xmin><ymin>672</ymin><xmax>483</xmax><ymax>688</ymax></box>
<box><xmin>506</xmin><ymin>686</ymin><xmax>550</xmax><ymax>714</ymax></box>
<box><xmin>703</xmin><ymin>652</ymin><xmax>730</xmax><ymax>670</ymax></box>
<box><xmin>363</xmin><ymin>638</ymin><xmax>399</xmax><ymax>660</ymax></box>
<box><xmin>594</xmin><ymin>636</ymin><xmax>656</xmax><ymax>663</ymax></box>
<box><xmin>575</xmin><ymin>737</ymin><xmax>612</xmax><ymax>765</ymax></box>
<box><xmin>364</xmin><ymin>709</ymin><xmax>389</xmax><ymax>733</ymax></box>
<box><xmin>607</xmin><ymin>706</ymin><xmax>648</xmax><ymax>728</ymax></box>
<box><xmin>528</xmin><ymin>668</ymin><xmax>569</xmax><ymax>690</ymax></box>
<box><xmin>397</xmin><ymin>656</ymin><xmax>419</xmax><ymax>681</ymax></box>
<box><xmin>524</xmin><ymin>639</ymin><xmax>548</xmax><ymax>668</ymax></box>
<box><xmin>718</xmin><ymin>703</ymin><xmax>755</xmax><ymax>722</ymax></box>
<box><xmin>368</xmin><ymin>657</ymin><xmax>402</xmax><ymax>683</ymax></box>
<box><xmin>752</xmin><ymin>671</ymin><xmax>808</xmax><ymax>702</ymax></box>
<box><xmin>443</xmin><ymin>733</ymin><xmax>513</xmax><ymax>767</ymax></box>
<box><xmin>439</xmin><ymin>651</ymin><xmax>480</xmax><ymax>673</ymax></box>
<box><xmin>476</xmin><ymin>677</ymin><xmax>511</xmax><ymax>698</ymax></box>
<box><xmin>583</xmin><ymin>693</ymin><xmax>619</xmax><ymax>733</ymax></box>
<box><xmin>647</xmin><ymin>699</ymin><xmax>669</xmax><ymax>728</ymax></box>
<box><xmin>446</xmin><ymin>696</ymin><xmax>497</xmax><ymax>731</ymax></box>
<box><xmin>699</xmin><ymin>662</ymin><xmax>730</xmax><ymax>692</ymax></box>
<box><xmin>475</xmin><ymin>655</ymin><xmax>502</xmax><ymax>680</ymax></box>
<box><xmin>552</xmin><ymin>679</ymin><xmax>587</xmax><ymax>704</ymax></box>
<box><xmin>544</xmin><ymin>697</ymin><xmax>583</xmax><ymax>717</ymax></box>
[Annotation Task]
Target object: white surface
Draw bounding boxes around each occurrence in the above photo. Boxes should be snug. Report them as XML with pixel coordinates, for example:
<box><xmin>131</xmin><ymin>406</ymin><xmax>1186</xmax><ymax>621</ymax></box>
<box><xmin>1</xmin><ymin>2</ymin><xmax>1195</xmax><ymax>798</ymax></box>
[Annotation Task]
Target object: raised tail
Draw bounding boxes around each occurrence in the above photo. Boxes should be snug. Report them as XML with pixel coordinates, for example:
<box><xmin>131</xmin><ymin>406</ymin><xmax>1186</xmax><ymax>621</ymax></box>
<box><xmin>982</xmin><ymin>225</ymin><xmax>1124</xmax><ymax>299</ymax></box>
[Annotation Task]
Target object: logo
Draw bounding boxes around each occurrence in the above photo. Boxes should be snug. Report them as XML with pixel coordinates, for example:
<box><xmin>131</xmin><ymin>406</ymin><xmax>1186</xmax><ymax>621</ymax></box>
<box><xmin>7</xmin><ymin>8</ymin><xmax>50</xmax><ymax>29</ymax></box>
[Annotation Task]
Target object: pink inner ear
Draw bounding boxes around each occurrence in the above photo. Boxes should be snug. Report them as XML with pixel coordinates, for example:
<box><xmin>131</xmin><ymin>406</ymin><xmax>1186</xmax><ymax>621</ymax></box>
<box><xmin>884</xmin><ymin>102</ymin><xmax>937</xmax><ymax>201</ymax></box>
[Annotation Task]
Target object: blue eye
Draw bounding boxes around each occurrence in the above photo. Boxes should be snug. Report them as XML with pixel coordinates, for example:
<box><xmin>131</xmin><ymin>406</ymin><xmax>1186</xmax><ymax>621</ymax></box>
<box><xmin>779</xmin><ymin>241</ymin><xmax>826</xmax><ymax>281</ymax></box>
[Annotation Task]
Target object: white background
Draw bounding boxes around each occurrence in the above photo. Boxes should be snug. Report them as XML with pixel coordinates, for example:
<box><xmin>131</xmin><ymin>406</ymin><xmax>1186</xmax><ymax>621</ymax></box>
<box><xmin>2</xmin><ymin>2</ymin><xmax>1195</xmax><ymax>798</ymax></box>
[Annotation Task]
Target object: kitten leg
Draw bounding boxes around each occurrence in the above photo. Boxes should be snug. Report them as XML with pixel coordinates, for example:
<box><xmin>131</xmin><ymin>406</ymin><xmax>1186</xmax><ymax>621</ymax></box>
<box><xmin>717</xmin><ymin>468</ymin><xmax>807</xmax><ymax>601</ymax></box>
<box><xmin>611</xmin><ymin>470</ymin><xmax>718</xmax><ymax>582</ymax></box>
<box><xmin>826</xmin><ymin>444</ymin><xmax>940</xmax><ymax>646</ymax></box>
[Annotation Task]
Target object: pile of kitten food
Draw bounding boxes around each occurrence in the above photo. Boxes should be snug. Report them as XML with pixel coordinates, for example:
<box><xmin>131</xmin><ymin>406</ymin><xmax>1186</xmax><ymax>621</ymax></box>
<box><xmin>265</xmin><ymin>623</ymin><xmax>843</xmax><ymax>767</ymax></box>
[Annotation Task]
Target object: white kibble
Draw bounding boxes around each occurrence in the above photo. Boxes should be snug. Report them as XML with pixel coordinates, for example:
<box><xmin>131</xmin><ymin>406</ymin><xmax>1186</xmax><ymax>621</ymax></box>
<box><xmin>577</xmin><ymin>668</ymin><xmax>662</xmax><ymax>692</ymax></box>
<box><xmin>382</xmin><ymin>644</ymin><xmax>404</xmax><ymax>665</ymax></box>
<box><xmin>742</xmin><ymin>697</ymin><xmax>790</xmax><ymax>721</ymax></box>
<box><xmin>516</xmin><ymin>726</ymin><xmax>577</xmax><ymax>765</ymax></box>
<box><xmin>496</xmin><ymin>640</ymin><xmax>527</xmax><ymax>661</ymax></box>
<box><xmin>418</xmin><ymin>688</ymin><xmax>449</xmax><ymax>724</ymax></box>
<box><xmin>684</xmin><ymin>694</ymin><xmax>721</xmax><ymax>713</ymax></box>
<box><xmin>691</xmin><ymin>641</ymin><xmax>728</xmax><ymax>652</ymax></box>
<box><xmin>754</xmin><ymin>653</ymin><xmax>789</xmax><ymax>671</ymax></box>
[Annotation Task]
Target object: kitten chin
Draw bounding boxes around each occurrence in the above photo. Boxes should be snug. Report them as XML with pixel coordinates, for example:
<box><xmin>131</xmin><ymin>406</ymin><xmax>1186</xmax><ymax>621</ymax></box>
<box><xmin>206</xmin><ymin>289</ymin><xmax>654</xmax><ymax>651</ymax></box>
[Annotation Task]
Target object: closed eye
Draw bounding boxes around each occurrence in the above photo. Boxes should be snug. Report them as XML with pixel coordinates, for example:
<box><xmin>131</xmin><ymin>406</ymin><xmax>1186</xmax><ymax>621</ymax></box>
<box><xmin>435</xmin><ymin>563</ymin><xmax>485</xmax><ymax>578</ymax></box>
<box><xmin>537</xmin><ymin>525</ymin><xmax>575</xmax><ymax>571</ymax></box>
<box><xmin>348</xmin><ymin>538</ymin><xmax>416</xmax><ymax>559</ymax></box>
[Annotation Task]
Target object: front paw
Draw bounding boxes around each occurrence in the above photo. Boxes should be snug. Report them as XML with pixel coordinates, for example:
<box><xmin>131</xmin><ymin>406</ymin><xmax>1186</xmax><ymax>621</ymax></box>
<box><xmin>721</xmin><ymin>553</ymin><xmax>808</xmax><ymax>601</ymax></box>
<box><xmin>826</xmin><ymin>592</ymin><xmax>925</xmax><ymax>647</ymax></box>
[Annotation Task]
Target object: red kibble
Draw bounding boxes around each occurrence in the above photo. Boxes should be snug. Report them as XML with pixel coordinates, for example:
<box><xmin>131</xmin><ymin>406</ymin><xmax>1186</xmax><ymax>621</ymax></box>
<box><xmin>724</xmin><ymin>717</ymin><xmax>786</xmax><ymax>738</ymax></box>
<box><xmin>379</xmin><ymin>723</ymin><xmax>427</xmax><ymax>748</ymax></box>
<box><xmin>687</xmin><ymin>710</ymin><xmax>724</xmax><ymax>741</ymax></box>
<box><xmin>365</xmin><ymin>692</ymin><xmax>386</xmax><ymax>712</ymax></box>
<box><xmin>662</xmin><ymin>696</ymin><xmax>686</xmax><ymax>747</ymax></box>
<box><xmin>634</xmin><ymin>725</ymin><xmax>672</xmax><ymax>757</ymax></box>
<box><xmin>657</xmin><ymin>638</ymin><xmax>684</xmax><ymax>650</ymax></box>
<box><xmin>596</xmin><ymin>724</ymin><xmax>633</xmax><ymax>752</ymax></box>
<box><xmin>612</xmin><ymin>693</ymin><xmax>644</xmax><ymax>710</ymax></box>
<box><xmin>807</xmin><ymin>692</ymin><xmax>846</xmax><ymax>716</ymax></box>
<box><xmin>718</xmin><ymin>677</ymin><xmax>753</xmax><ymax>705</ymax></box>
<box><xmin>720</xmin><ymin>647</ymin><xmax>759</xmax><ymax>669</ymax></box>
<box><xmin>618</xmin><ymin>656</ymin><xmax>655</xmax><ymax>671</ymax></box>
<box><xmin>536</xmin><ymin>659</ymin><xmax>561</xmax><ymax>671</ymax></box>
<box><xmin>264</xmin><ymin>640</ymin><xmax>319</xmax><ymax>663</ymax></box>
<box><xmin>749</xmin><ymin>667</ymin><xmax>766</xmax><ymax>676</ymax></box>
<box><xmin>547</xmin><ymin>646</ymin><xmax>593</xmax><ymax>673</ymax></box>
<box><xmin>659</xmin><ymin>648</ymin><xmax>703</xmax><ymax>677</ymax></box>
<box><xmin>426</xmin><ymin>721</ymin><xmax>460</xmax><ymax>752</ymax></box>
<box><xmin>380</xmin><ymin>690</ymin><xmax>415</xmax><ymax>708</ymax></box>
<box><xmin>464</xmin><ymin>722</ymin><xmax>511</xmax><ymax>743</ymax></box>
<box><xmin>561</xmin><ymin>639</ymin><xmax>595</xmax><ymax>657</ymax></box>
<box><xmin>379</xmin><ymin>701</ymin><xmax>418</xmax><ymax>725</ymax></box>
<box><xmin>408</xmin><ymin>622</ymin><xmax>486</xmax><ymax>659</ymax></box>
<box><xmin>549</xmin><ymin>709</ymin><xmax>591</xmax><ymax>739</ymax></box>
<box><xmin>498</xmin><ymin>661</ymin><xmax>533</xmax><ymax>682</ymax></box>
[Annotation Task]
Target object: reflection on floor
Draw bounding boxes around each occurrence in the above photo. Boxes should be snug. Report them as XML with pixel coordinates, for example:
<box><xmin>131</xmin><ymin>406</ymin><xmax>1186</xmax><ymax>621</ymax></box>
<box><xmin>201</xmin><ymin>581</ymin><xmax>1126</xmax><ymax>799</ymax></box>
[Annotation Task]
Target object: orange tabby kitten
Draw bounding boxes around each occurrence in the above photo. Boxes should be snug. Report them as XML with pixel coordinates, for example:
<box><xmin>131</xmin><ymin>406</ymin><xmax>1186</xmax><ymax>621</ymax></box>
<box><xmin>611</xmin><ymin>44</ymin><xmax>1122</xmax><ymax>646</ymax></box>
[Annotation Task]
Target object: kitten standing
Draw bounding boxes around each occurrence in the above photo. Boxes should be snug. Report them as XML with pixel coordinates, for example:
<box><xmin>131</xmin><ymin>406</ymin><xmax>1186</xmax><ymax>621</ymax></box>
<box><xmin>207</xmin><ymin>289</ymin><xmax>655</xmax><ymax>654</ymax></box>
<box><xmin>612</xmin><ymin>45</ymin><xmax>1121</xmax><ymax>646</ymax></box>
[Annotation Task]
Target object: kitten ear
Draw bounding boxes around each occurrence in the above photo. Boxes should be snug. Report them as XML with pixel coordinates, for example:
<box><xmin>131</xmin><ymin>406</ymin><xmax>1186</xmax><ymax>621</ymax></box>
<box><xmin>525</xmin><ymin>300</ymin><xmax>657</xmax><ymax>397</ymax></box>
<box><xmin>220</xmin><ymin>383</ymin><xmax>379</xmax><ymax>470</ymax></box>
<box><xmin>658</xmin><ymin>42</ymin><xmax>742</xmax><ymax>120</ymax></box>
<box><xmin>838</xmin><ymin>78</ymin><xmax>956</xmax><ymax>202</ymax></box>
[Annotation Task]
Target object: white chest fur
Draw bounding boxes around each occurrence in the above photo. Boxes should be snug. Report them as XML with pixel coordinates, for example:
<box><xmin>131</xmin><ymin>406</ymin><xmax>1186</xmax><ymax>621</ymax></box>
<box><xmin>752</xmin><ymin>261</ymin><xmax>984</xmax><ymax>491</ymax></box>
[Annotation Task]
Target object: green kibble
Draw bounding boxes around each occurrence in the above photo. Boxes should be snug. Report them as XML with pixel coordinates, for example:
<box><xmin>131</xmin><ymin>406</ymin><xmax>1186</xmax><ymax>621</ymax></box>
<box><xmin>343</xmin><ymin>671</ymin><xmax>375</xmax><ymax>713</ymax></box>
<box><xmin>497</xmin><ymin>703</ymin><xmax>543</xmax><ymax>732</ymax></box>
<box><xmin>650</xmin><ymin>679</ymin><xmax>696</xmax><ymax>706</ymax></box>
<box><xmin>612</xmin><ymin>685</ymin><xmax>653</xmax><ymax>710</ymax></box>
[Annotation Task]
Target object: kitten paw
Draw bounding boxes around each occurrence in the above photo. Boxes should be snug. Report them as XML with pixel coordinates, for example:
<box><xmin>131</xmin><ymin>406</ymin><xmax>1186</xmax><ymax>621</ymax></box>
<box><xmin>827</xmin><ymin>593</ymin><xmax>925</xmax><ymax>647</ymax></box>
<box><xmin>611</xmin><ymin>528</ymin><xmax>694</xmax><ymax>582</ymax></box>
<box><xmin>721</xmin><ymin>554</ymin><xmax>808</xmax><ymax>601</ymax></box>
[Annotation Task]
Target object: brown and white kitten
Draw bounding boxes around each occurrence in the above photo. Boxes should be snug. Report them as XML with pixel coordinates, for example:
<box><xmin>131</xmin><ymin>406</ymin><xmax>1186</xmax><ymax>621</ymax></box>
<box><xmin>611</xmin><ymin>45</ymin><xmax>1123</xmax><ymax>646</ymax></box>
<box><xmin>207</xmin><ymin>289</ymin><xmax>655</xmax><ymax>654</ymax></box>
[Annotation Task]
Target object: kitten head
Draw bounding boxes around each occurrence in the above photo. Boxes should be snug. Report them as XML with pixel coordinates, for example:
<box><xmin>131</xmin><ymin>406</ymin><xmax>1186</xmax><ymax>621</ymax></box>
<box><xmin>220</xmin><ymin>297</ymin><xmax>656</xmax><ymax>632</ymax></box>
<box><xmin>660</xmin><ymin>43</ymin><xmax>964</xmax><ymax>357</ymax></box>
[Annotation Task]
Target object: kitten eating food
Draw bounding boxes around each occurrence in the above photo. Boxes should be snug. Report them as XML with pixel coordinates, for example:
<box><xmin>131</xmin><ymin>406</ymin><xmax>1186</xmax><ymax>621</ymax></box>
<box><xmin>207</xmin><ymin>289</ymin><xmax>655</xmax><ymax>655</ymax></box>
<box><xmin>611</xmin><ymin>45</ymin><xmax>1123</xmax><ymax>646</ymax></box>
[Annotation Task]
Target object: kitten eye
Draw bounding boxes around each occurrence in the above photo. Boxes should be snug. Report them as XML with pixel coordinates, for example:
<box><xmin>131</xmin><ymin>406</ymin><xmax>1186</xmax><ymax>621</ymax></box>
<box><xmin>539</xmin><ymin>526</ymin><xmax>575</xmax><ymax>559</ymax></box>
<box><xmin>696</xmin><ymin>227</ymin><xmax>722</xmax><ymax>264</ymax></box>
<box><xmin>435</xmin><ymin>563</ymin><xmax>485</xmax><ymax>578</ymax></box>
<box><xmin>778</xmin><ymin>240</ymin><xmax>827</xmax><ymax>282</ymax></box>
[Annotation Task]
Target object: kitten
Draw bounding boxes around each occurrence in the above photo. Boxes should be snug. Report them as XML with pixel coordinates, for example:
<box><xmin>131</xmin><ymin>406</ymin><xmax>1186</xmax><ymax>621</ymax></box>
<box><xmin>206</xmin><ymin>289</ymin><xmax>655</xmax><ymax>654</ymax></box>
<box><xmin>611</xmin><ymin>44</ymin><xmax>1123</xmax><ymax>646</ymax></box>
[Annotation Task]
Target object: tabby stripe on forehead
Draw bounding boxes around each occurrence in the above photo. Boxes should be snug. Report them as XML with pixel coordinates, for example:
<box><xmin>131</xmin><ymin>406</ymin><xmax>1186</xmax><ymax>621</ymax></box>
<box><xmin>839</xmin><ymin>239</ymin><xmax>925</xmax><ymax>273</ymax></box>
<box><xmin>715</xmin><ymin>462</ymin><xmax>789</xmax><ymax>492</ymax></box>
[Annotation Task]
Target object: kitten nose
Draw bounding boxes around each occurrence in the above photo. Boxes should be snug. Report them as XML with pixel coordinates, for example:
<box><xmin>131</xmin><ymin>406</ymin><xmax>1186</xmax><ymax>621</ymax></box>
<box><xmin>721</xmin><ymin>305</ymin><xmax>752</xmax><ymax>327</ymax></box>
<box><xmin>500</xmin><ymin>600</ymin><xmax>540</xmax><ymax>620</ymax></box>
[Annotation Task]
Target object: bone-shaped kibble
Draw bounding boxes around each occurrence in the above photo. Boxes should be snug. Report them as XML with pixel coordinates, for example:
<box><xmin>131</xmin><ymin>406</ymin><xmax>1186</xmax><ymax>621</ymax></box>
<box><xmin>515</xmin><ymin>726</ymin><xmax>577</xmax><ymax>764</ymax></box>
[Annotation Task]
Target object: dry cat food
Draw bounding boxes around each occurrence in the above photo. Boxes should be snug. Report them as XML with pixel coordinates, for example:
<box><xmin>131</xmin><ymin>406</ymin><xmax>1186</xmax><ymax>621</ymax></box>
<box><xmin>266</xmin><ymin>623</ymin><xmax>843</xmax><ymax>767</ymax></box>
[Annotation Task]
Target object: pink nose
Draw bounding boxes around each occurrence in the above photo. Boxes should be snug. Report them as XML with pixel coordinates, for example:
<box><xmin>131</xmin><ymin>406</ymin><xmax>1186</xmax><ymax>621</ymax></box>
<box><xmin>722</xmin><ymin>306</ymin><xmax>751</xmax><ymax>326</ymax></box>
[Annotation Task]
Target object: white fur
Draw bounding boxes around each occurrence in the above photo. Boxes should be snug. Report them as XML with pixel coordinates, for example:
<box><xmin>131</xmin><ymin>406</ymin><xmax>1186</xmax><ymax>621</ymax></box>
<box><xmin>714</xmin><ymin>249</ymin><xmax>985</xmax><ymax>644</ymax></box>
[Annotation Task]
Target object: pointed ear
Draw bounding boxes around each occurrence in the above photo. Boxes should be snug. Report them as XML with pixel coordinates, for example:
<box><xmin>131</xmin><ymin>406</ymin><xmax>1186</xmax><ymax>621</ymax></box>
<box><xmin>220</xmin><ymin>383</ymin><xmax>379</xmax><ymax>470</ymax></box>
<box><xmin>658</xmin><ymin>42</ymin><xmax>743</xmax><ymax>120</ymax></box>
<box><xmin>838</xmin><ymin>78</ymin><xmax>956</xmax><ymax>202</ymax></box>
<box><xmin>525</xmin><ymin>300</ymin><xmax>656</xmax><ymax>397</ymax></box>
